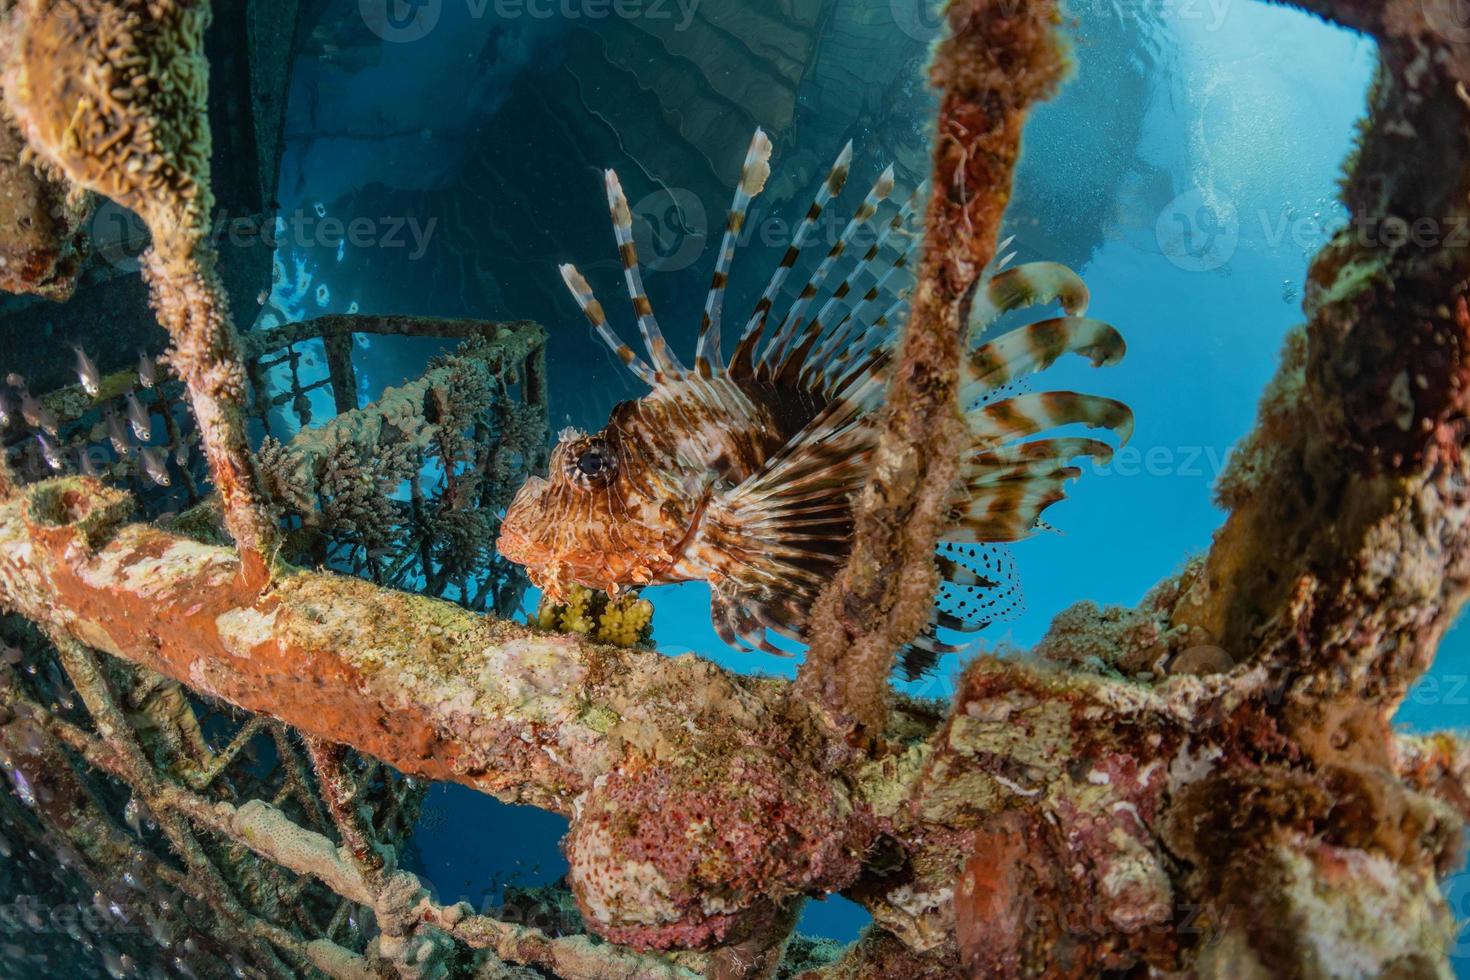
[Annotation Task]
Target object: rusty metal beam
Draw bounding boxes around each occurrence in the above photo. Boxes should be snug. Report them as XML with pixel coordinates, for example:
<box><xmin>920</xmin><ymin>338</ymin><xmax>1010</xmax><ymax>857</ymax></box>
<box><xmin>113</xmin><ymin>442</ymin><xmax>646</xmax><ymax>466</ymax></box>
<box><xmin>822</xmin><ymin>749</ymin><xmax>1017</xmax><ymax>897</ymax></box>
<box><xmin>0</xmin><ymin>476</ymin><xmax>788</xmax><ymax>816</ymax></box>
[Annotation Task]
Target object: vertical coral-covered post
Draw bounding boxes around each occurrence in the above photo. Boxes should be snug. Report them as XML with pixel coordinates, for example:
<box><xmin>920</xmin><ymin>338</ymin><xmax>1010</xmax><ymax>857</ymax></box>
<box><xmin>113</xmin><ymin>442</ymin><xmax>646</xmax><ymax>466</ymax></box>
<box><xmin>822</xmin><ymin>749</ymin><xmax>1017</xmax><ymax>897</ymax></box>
<box><xmin>798</xmin><ymin>0</ymin><xmax>1069</xmax><ymax>742</ymax></box>
<box><xmin>0</xmin><ymin>0</ymin><xmax>275</xmax><ymax>579</ymax></box>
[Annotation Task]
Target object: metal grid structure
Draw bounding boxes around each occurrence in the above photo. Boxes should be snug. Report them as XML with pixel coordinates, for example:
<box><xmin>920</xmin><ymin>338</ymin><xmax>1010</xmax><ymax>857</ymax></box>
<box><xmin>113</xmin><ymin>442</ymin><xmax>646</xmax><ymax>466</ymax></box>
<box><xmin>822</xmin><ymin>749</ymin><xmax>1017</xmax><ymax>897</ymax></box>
<box><xmin>1</xmin><ymin>612</ymin><xmax>427</xmax><ymax>979</ymax></box>
<box><xmin>0</xmin><ymin>315</ymin><xmax>548</xmax><ymax>617</ymax></box>
<box><xmin>0</xmin><ymin>314</ymin><xmax>556</xmax><ymax>979</ymax></box>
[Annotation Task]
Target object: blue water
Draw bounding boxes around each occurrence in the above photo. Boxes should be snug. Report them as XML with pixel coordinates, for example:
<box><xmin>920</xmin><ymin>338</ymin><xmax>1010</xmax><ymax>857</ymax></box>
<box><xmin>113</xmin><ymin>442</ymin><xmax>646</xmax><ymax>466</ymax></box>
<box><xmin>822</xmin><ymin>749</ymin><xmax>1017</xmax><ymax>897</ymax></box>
<box><xmin>268</xmin><ymin>0</ymin><xmax>1470</xmax><ymax>967</ymax></box>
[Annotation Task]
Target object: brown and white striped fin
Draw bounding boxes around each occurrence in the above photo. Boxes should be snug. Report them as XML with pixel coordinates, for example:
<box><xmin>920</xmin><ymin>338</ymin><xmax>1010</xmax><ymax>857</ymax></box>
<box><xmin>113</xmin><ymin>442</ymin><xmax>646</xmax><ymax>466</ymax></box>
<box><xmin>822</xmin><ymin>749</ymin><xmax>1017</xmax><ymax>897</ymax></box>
<box><xmin>960</xmin><ymin>316</ymin><xmax>1126</xmax><ymax>404</ymax></box>
<box><xmin>604</xmin><ymin>169</ymin><xmax>683</xmax><ymax>378</ymax></box>
<box><xmin>697</xmin><ymin>129</ymin><xmax>773</xmax><ymax>376</ymax></box>
<box><xmin>967</xmin><ymin>261</ymin><xmax>1091</xmax><ymax>341</ymax></box>
<box><xmin>559</xmin><ymin>263</ymin><xmax>658</xmax><ymax>386</ymax></box>
<box><xmin>686</xmin><ymin>383</ymin><xmax>879</xmax><ymax>654</ymax></box>
<box><xmin>947</xmin><ymin>430</ymin><xmax>1121</xmax><ymax>544</ymax></box>
<box><xmin>967</xmin><ymin>390</ymin><xmax>1133</xmax><ymax>449</ymax></box>
<box><xmin>798</xmin><ymin>187</ymin><xmax>924</xmax><ymax>390</ymax></box>
<box><xmin>761</xmin><ymin>164</ymin><xmax>895</xmax><ymax>374</ymax></box>
<box><xmin>730</xmin><ymin>141</ymin><xmax>854</xmax><ymax>376</ymax></box>
<box><xmin>821</xmin><ymin>238</ymin><xmax>919</xmax><ymax>386</ymax></box>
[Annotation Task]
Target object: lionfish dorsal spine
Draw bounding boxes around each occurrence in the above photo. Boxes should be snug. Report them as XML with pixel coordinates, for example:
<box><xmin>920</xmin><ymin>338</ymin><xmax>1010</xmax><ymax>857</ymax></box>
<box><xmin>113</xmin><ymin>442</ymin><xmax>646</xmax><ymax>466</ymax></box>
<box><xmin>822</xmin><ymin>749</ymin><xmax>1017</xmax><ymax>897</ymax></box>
<box><xmin>696</xmin><ymin>128</ymin><xmax>774</xmax><ymax>376</ymax></box>
<box><xmin>729</xmin><ymin>140</ymin><xmax>854</xmax><ymax>377</ymax></box>
<box><xmin>798</xmin><ymin>184</ymin><xmax>925</xmax><ymax>391</ymax></box>
<box><xmin>760</xmin><ymin>163</ymin><xmax>896</xmax><ymax>377</ymax></box>
<box><xmin>603</xmin><ymin>168</ymin><xmax>683</xmax><ymax>378</ymax></box>
<box><xmin>559</xmin><ymin>262</ymin><xmax>659</xmax><ymax>387</ymax></box>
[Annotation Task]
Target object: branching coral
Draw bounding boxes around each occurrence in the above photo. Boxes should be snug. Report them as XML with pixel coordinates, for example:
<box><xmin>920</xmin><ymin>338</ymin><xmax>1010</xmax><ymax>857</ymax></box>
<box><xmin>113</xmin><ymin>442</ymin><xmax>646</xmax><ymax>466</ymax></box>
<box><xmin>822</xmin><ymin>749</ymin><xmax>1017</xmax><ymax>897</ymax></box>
<box><xmin>535</xmin><ymin>584</ymin><xmax>654</xmax><ymax>648</ymax></box>
<box><xmin>252</xmin><ymin>329</ymin><xmax>545</xmax><ymax>613</ymax></box>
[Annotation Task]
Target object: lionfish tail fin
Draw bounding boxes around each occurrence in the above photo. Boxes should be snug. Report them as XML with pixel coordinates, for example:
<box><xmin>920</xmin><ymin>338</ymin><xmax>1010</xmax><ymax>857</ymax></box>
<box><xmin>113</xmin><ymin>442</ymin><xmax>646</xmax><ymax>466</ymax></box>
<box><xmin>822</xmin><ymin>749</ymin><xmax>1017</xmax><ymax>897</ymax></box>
<box><xmin>898</xmin><ymin>626</ymin><xmax>964</xmax><ymax>681</ymax></box>
<box><xmin>896</xmin><ymin>545</ymin><xmax>1023</xmax><ymax>679</ymax></box>
<box><xmin>933</xmin><ymin>543</ymin><xmax>1025</xmax><ymax>633</ymax></box>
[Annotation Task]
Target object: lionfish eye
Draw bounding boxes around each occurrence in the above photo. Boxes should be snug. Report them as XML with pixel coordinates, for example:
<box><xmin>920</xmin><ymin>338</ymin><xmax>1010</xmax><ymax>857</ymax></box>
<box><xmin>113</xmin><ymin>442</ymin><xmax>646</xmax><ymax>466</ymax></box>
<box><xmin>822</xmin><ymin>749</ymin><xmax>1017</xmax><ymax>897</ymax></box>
<box><xmin>571</xmin><ymin>441</ymin><xmax>614</xmax><ymax>482</ymax></box>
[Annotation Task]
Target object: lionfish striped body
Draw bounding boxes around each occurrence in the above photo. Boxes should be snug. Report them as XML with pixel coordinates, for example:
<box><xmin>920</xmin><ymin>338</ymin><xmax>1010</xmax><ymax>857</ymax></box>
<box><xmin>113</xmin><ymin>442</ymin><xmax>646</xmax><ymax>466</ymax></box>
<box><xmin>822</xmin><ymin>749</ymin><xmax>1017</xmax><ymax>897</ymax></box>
<box><xmin>497</xmin><ymin>130</ymin><xmax>1132</xmax><ymax>674</ymax></box>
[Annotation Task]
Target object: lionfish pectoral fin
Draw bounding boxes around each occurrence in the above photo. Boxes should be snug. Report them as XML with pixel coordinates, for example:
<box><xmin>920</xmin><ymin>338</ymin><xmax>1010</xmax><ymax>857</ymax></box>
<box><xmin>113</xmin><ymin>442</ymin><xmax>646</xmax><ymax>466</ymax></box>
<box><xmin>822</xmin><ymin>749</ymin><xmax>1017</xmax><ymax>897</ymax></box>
<box><xmin>693</xmin><ymin>413</ymin><xmax>878</xmax><ymax>657</ymax></box>
<box><xmin>708</xmin><ymin>582</ymin><xmax>791</xmax><ymax>656</ymax></box>
<box><xmin>950</xmin><ymin>261</ymin><xmax>1131</xmax><ymax>542</ymax></box>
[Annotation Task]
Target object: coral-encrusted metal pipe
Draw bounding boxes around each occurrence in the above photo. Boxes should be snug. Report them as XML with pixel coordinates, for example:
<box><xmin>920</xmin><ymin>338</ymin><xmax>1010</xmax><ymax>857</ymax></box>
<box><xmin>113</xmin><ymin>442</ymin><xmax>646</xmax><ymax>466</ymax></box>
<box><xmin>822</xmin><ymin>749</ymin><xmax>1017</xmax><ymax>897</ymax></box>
<box><xmin>0</xmin><ymin>478</ymin><xmax>774</xmax><ymax>813</ymax></box>
<box><xmin>797</xmin><ymin>0</ymin><xmax>1071</xmax><ymax>744</ymax></box>
<box><xmin>0</xmin><ymin>477</ymin><xmax>874</xmax><ymax>951</ymax></box>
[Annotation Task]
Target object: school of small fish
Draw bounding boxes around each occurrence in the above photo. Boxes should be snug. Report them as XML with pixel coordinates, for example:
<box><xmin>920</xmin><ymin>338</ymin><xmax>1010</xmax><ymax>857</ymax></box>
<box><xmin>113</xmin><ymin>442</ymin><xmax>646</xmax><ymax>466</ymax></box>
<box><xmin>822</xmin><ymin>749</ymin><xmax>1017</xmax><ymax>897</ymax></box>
<box><xmin>0</xmin><ymin>345</ymin><xmax>185</xmax><ymax>489</ymax></box>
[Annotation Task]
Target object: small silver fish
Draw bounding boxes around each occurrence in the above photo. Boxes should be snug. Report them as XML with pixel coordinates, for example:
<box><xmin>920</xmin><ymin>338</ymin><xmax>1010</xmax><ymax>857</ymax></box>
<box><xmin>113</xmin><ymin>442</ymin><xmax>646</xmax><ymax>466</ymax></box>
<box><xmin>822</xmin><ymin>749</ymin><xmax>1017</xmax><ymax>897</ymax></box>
<box><xmin>77</xmin><ymin>447</ymin><xmax>102</xmax><ymax>478</ymax></box>
<box><xmin>0</xmin><ymin>390</ymin><xmax>12</xmax><ymax>428</ymax></box>
<box><xmin>138</xmin><ymin>447</ymin><xmax>170</xmax><ymax>487</ymax></box>
<box><xmin>72</xmin><ymin>344</ymin><xmax>100</xmax><ymax>397</ymax></box>
<box><xmin>124</xmin><ymin>392</ymin><xmax>151</xmax><ymax>441</ymax></box>
<box><xmin>104</xmin><ymin>409</ymin><xmax>131</xmax><ymax>455</ymax></box>
<box><xmin>5</xmin><ymin>372</ymin><xmax>24</xmax><ymax>389</ymax></box>
<box><xmin>137</xmin><ymin>351</ymin><xmax>157</xmax><ymax>389</ymax></box>
<box><xmin>35</xmin><ymin>433</ymin><xmax>64</xmax><ymax>472</ymax></box>
<box><xmin>20</xmin><ymin>393</ymin><xmax>57</xmax><ymax>434</ymax></box>
<box><xmin>173</xmin><ymin>438</ymin><xmax>190</xmax><ymax>467</ymax></box>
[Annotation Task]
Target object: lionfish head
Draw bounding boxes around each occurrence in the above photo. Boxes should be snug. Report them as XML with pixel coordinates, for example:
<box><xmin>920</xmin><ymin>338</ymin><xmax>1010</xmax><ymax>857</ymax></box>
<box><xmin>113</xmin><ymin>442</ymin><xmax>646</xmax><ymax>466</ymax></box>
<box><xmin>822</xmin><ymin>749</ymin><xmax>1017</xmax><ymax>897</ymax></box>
<box><xmin>497</xmin><ymin>426</ymin><xmax>693</xmax><ymax>600</ymax></box>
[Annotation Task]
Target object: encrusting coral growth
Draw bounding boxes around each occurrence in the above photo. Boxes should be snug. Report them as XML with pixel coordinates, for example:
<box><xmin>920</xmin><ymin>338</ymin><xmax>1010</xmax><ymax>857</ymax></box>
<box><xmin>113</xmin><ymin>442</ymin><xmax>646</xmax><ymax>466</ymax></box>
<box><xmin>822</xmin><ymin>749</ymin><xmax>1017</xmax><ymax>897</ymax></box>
<box><xmin>1</xmin><ymin>0</ymin><xmax>276</xmax><ymax>579</ymax></box>
<box><xmin>796</xmin><ymin>0</ymin><xmax>1070</xmax><ymax>746</ymax></box>
<box><xmin>0</xmin><ymin>0</ymin><xmax>1467</xmax><ymax>977</ymax></box>
<box><xmin>0</xmin><ymin>114</ymin><xmax>90</xmax><ymax>300</ymax></box>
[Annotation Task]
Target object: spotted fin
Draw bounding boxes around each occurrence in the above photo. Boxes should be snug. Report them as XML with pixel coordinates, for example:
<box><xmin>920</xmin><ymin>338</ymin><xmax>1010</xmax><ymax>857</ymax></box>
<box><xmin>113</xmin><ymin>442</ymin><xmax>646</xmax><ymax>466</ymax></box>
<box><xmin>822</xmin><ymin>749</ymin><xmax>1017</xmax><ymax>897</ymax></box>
<box><xmin>934</xmin><ymin>543</ymin><xmax>1024</xmax><ymax>632</ymax></box>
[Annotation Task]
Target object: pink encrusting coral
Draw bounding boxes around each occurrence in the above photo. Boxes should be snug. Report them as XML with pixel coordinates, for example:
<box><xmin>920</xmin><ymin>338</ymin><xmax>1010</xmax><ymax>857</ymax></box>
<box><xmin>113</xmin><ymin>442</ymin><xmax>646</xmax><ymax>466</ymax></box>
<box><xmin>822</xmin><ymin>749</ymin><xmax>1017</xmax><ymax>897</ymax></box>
<box><xmin>566</xmin><ymin>748</ymin><xmax>869</xmax><ymax>949</ymax></box>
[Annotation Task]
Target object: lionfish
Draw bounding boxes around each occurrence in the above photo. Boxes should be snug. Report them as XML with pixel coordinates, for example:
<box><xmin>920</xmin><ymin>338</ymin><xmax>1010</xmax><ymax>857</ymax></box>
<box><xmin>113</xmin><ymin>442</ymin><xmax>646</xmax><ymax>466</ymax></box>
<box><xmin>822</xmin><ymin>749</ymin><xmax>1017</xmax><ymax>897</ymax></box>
<box><xmin>497</xmin><ymin>130</ymin><xmax>1132</xmax><ymax>674</ymax></box>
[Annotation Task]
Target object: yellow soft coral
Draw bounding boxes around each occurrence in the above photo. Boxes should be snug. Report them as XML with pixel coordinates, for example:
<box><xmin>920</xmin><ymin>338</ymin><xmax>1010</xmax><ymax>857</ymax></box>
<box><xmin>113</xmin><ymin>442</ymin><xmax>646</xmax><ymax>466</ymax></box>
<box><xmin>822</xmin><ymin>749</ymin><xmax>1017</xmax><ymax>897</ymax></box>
<box><xmin>535</xmin><ymin>585</ymin><xmax>653</xmax><ymax>648</ymax></box>
<box><xmin>598</xmin><ymin>597</ymin><xmax>653</xmax><ymax>647</ymax></box>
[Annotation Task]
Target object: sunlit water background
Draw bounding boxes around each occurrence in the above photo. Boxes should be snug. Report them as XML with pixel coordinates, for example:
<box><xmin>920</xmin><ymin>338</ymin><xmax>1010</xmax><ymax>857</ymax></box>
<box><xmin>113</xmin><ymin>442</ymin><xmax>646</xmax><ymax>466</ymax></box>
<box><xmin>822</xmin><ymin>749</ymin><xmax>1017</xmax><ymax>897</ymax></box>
<box><xmin>260</xmin><ymin>0</ymin><xmax>1469</xmax><ymax>961</ymax></box>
